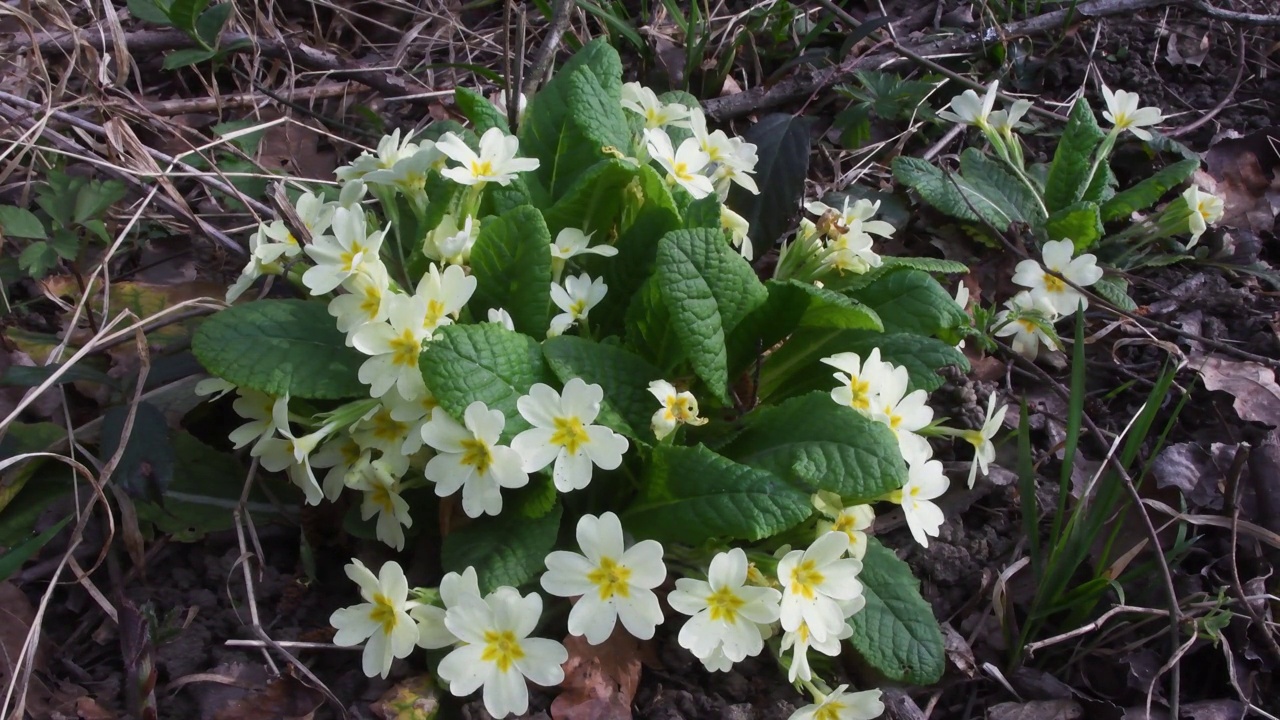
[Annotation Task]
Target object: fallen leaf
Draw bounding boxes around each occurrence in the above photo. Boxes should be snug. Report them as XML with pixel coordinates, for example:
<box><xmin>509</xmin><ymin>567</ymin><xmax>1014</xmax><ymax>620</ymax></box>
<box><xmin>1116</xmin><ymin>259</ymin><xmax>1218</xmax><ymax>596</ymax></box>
<box><xmin>940</xmin><ymin>623</ymin><xmax>977</xmax><ymax>678</ymax></box>
<box><xmin>1151</xmin><ymin>442</ymin><xmax>1239</xmax><ymax>509</ymax></box>
<box><xmin>989</xmin><ymin>699</ymin><xmax>1083</xmax><ymax>720</ymax></box>
<box><xmin>1191</xmin><ymin>353</ymin><xmax>1280</xmax><ymax>427</ymax></box>
<box><xmin>184</xmin><ymin>662</ymin><xmax>324</xmax><ymax>720</ymax></box>
<box><xmin>550</xmin><ymin>631</ymin><xmax>641</xmax><ymax>720</ymax></box>
<box><xmin>370</xmin><ymin>674</ymin><xmax>441</xmax><ymax>720</ymax></box>
<box><xmin>1182</xmin><ymin>699</ymin><xmax>1246</xmax><ymax>719</ymax></box>
<box><xmin>0</xmin><ymin>581</ymin><xmax>52</xmax><ymax>715</ymax></box>
<box><xmin>1199</xmin><ymin>127</ymin><xmax>1280</xmax><ymax>235</ymax></box>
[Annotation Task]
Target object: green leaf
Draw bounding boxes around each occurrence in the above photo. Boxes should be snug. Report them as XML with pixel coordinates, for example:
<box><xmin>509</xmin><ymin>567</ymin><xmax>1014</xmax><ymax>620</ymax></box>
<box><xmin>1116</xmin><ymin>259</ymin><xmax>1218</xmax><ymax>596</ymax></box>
<box><xmin>1045</xmin><ymin>201</ymin><xmax>1104</xmax><ymax>251</ymax></box>
<box><xmin>166</xmin><ymin>0</ymin><xmax>209</xmax><ymax>34</ymax></box>
<box><xmin>194</xmin><ymin>2</ymin><xmax>232</xmax><ymax>48</ymax></box>
<box><xmin>134</xmin><ymin>432</ymin><xmax>280</xmax><ymax>541</ymax></box>
<box><xmin>851</xmin><ymin>269</ymin><xmax>967</xmax><ymax>336</ymax></box>
<box><xmin>760</xmin><ymin>329</ymin><xmax>968</xmax><ymax>403</ymax></box>
<box><xmin>683</xmin><ymin>196</ymin><xmax>722</xmax><ymax>230</ymax></box>
<box><xmin>49</xmin><ymin>228</ymin><xmax>81</xmax><ymax>260</ymax></box>
<box><xmin>0</xmin><ymin>206</ymin><xmax>47</xmax><ymax>239</ymax></box>
<box><xmin>958</xmin><ymin>148</ymin><xmax>1046</xmax><ymax>226</ymax></box>
<box><xmin>1</xmin><ymin>361</ymin><xmax>117</xmax><ymax>389</ymax></box>
<box><xmin>419</xmin><ymin>323</ymin><xmax>552</xmax><ymax>430</ymax></box>
<box><xmin>442</xmin><ymin>501</ymin><xmax>562</xmax><ymax>594</ymax></box>
<box><xmin>17</xmin><ymin>242</ymin><xmax>58</xmax><ymax>278</ymax></box>
<box><xmin>519</xmin><ymin>40</ymin><xmax>625</xmax><ymax>200</ymax></box>
<box><xmin>1100</xmin><ymin>158</ymin><xmax>1199</xmax><ymax>222</ymax></box>
<box><xmin>725</xmin><ymin>280</ymin><xmax>811</xmax><ymax>378</ymax></box>
<box><xmin>540</xmin><ymin>158</ymin><xmax>637</xmax><ymax>239</ymax></box>
<box><xmin>594</xmin><ymin>165</ymin><xmax>680</xmax><ymax>333</ymax></box>
<box><xmin>721</xmin><ymin>392</ymin><xmax>906</xmax><ymax>501</ymax></box>
<box><xmin>728</xmin><ymin>114</ymin><xmax>813</xmax><ymax>257</ymax></box>
<box><xmin>469</xmin><ymin>206</ymin><xmax>552</xmax><ymax>337</ymax></box>
<box><xmin>162</xmin><ymin>47</ymin><xmax>218</xmax><ymax>69</ymax></box>
<box><xmin>126</xmin><ymin>0</ymin><xmax>173</xmax><ymax>25</ymax></box>
<box><xmin>624</xmin><ymin>276</ymin><xmax>682</xmax><ymax>373</ymax></box>
<box><xmin>794</xmin><ymin>281</ymin><xmax>883</xmax><ymax>331</ymax></box>
<box><xmin>455</xmin><ymin>86</ymin><xmax>508</xmax><ymax>135</ymax></box>
<box><xmin>847</xmin><ymin>538</ymin><xmax>945</xmax><ymax>684</ymax></box>
<box><xmin>100</xmin><ymin>402</ymin><xmax>175</xmax><ymax>502</ymax></box>
<box><xmin>192</xmin><ymin>299</ymin><xmax>368</xmax><ymax>399</ymax></box>
<box><xmin>542</xmin><ymin>336</ymin><xmax>663</xmax><ymax>441</ymax></box>
<box><xmin>1043</xmin><ymin>98</ymin><xmax>1106</xmax><ymax>213</ymax></box>
<box><xmin>655</xmin><ymin>228</ymin><xmax>768</xmax><ymax>403</ymax></box>
<box><xmin>1091</xmin><ymin>275</ymin><xmax>1136</xmax><ymax>312</ymax></box>
<box><xmin>893</xmin><ymin>157</ymin><xmax>1020</xmax><ymax>229</ymax></box>
<box><xmin>0</xmin><ymin>515</ymin><xmax>72</xmax><ymax>582</ymax></box>
<box><xmin>624</xmin><ymin>444</ymin><xmax>811</xmax><ymax>544</ymax></box>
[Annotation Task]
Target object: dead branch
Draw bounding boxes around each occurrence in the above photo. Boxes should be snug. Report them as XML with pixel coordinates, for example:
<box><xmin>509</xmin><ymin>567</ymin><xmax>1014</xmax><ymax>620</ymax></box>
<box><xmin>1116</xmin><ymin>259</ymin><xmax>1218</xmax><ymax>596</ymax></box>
<box><xmin>703</xmin><ymin>0</ymin><xmax>1176</xmax><ymax>120</ymax></box>
<box><xmin>1191</xmin><ymin>0</ymin><xmax>1280</xmax><ymax>25</ymax></box>
<box><xmin>3</xmin><ymin>28</ymin><xmax>435</xmax><ymax>102</ymax></box>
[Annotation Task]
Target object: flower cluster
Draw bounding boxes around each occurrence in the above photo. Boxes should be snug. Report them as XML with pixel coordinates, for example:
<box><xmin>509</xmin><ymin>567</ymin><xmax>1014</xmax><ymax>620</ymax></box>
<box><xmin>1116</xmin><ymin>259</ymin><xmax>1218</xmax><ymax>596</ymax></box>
<box><xmin>774</xmin><ymin>197</ymin><xmax>895</xmax><ymax>285</ymax></box>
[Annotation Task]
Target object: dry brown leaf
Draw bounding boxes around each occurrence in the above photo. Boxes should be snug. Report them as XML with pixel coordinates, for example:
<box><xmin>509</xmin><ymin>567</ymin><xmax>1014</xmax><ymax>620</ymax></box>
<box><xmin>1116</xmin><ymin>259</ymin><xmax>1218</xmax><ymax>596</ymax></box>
<box><xmin>1151</xmin><ymin>441</ymin><xmax>1237</xmax><ymax>509</ymax></box>
<box><xmin>1191</xmin><ymin>353</ymin><xmax>1280</xmax><ymax>427</ymax></box>
<box><xmin>1199</xmin><ymin>127</ymin><xmax>1280</xmax><ymax>235</ymax></box>
<box><xmin>370</xmin><ymin>674</ymin><xmax>442</xmax><ymax>720</ymax></box>
<box><xmin>184</xmin><ymin>662</ymin><xmax>325</xmax><ymax>720</ymax></box>
<box><xmin>0</xmin><ymin>581</ymin><xmax>52</xmax><ymax>715</ymax></box>
<box><xmin>550</xmin><ymin>631</ymin><xmax>641</xmax><ymax>720</ymax></box>
<box><xmin>989</xmin><ymin>699</ymin><xmax>1083</xmax><ymax>720</ymax></box>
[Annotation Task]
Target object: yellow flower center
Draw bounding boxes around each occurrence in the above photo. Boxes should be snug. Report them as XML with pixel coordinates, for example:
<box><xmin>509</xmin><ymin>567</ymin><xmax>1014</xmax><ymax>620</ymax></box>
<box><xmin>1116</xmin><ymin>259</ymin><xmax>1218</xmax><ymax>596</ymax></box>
<box><xmin>815</xmin><ymin>700</ymin><xmax>848</xmax><ymax>720</ymax></box>
<box><xmin>459</xmin><ymin>437</ymin><xmax>493</xmax><ymax>474</ymax></box>
<box><xmin>882</xmin><ymin>405</ymin><xmax>903</xmax><ymax>433</ymax></box>
<box><xmin>665</xmin><ymin>395</ymin><xmax>697</xmax><ymax>422</ymax></box>
<box><xmin>586</xmin><ymin>557</ymin><xmax>632</xmax><ymax>600</ymax></box>
<box><xmin>371</xmin><ymin>411</ymin><xmax>409</xmax><ymax>442</ymax></box>
<box><xmin>369</xmin><ymin>593</ymin><xmax>400</xmax><ymax>635</ymax></box>
<box><xmin>470</xmin><ymin>160</ymin><xmax>494</xmax><ymax>178</ymax></box>
<box><xmin>672</xmin><ymin>162</ymin><xmax>694</xmax><ymax>182</ymax></box>
<box><xmin>481</xmin><ymin>630</ymin><xmax>524</xmax><ymax>673</ymax></box>
<box><xmin>1042</xmin><ymin>273</ymin><xmax>1066</xmax><ymax>293</ymax></box>
<box><xmin>424</xmin><ymin>299</ymin><xmax>447</xmax><ymax>331</ymax></box>
<box><xmin>569</xmin><ymin>298</ymin><xmax>590</xmax><ymax>318</ymax></box>
<box><xmin>360</xmin><ymin>285</ymin><xmax>383</xmax><ymax>319</ymax></box>
<box><xmin>848</xmin><ymin>377</ymin><xmax>871</xmax><ymax>411</ymax></box>
<box><xmin>705</xmin><ymin>585</ymin><xmax>746</xmax><ymax>623</ymax></box>
<box><xmin>369</xmin><ymin>480</ymin><xmax>395</xmax><ymax>512</ymax></box>
<box><xmin>832</xmin><ymin>513</ymin><xmax>857</xmax><ymax>535</ymax></box>
<box><xmin>340</xmin><ymin>242</ymin><xmax>367</xmax><ymax>273</ymax></box>
<box><xmin>550</xmin><ymin>415</ymin><xmax>589</xmax><ymax>454</ymax></box>
<box><xmin>389</xmin><ymin>329</ymin><xmax>421</xmax><ymax>368</ymax></box>
<box><xmin>1017</xmin><ymin>319</ymin><xmax>1038</xmax><ymax>334</ymax></box>
<box><xmin>788</xmin><ymin>560</ymin><xmax>824</xmax><ymax>600</ymax></box>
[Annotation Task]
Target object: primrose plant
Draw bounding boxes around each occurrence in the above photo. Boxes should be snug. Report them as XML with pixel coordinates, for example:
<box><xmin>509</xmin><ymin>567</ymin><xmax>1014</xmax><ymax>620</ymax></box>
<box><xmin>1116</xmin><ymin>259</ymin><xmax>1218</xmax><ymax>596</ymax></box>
<box><xmin>895</xmin><ymin>80</ymin><xmax>1224</xmax><ymax>360</ymax></box>
<box><xmin>193</xmin><ymin>40</ymin><xmax>995</xmax><ymax>719</ymax></box>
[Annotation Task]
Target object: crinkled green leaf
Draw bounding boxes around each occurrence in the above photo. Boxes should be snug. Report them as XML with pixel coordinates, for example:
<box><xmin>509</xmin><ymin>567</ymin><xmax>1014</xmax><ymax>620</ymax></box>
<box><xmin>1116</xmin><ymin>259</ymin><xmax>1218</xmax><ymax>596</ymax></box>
<box><xmin>728</xmin><ymin>114</ymin><xmax>813</xmax><ymax>257</ymax></box>
<box><xmin>540</xmin><ymin>158</ymin><xmax>637</xmax><ymax>239</ymax></box>
<box><xmin>442</xmin><ymin>501</ymin><xmax>561</xmax><ymax>594</ymax></box>
<box><xmin>419</xmin><ymin>323</ymin><xmax>552</xmax><ymax>430</ymax></box>
<box><xmin>760</xmin><ymin>329</ymin><xmax>968</xmax><ymax>403</ymax></box>
<box><xmin>722</xmin><ymin>392</ymin><xmax>906</xmax><ymax>502</ymax></box>
<box><xmin>0</xmin><ymin>206</ymin><xmax>47</xmax><ymax>240</ymax></box>
<box><xmin>624</xmin><ymin>444</ymin><xmax>811</xmax><ymax>544</ymax></box>
<box><xmin>542</xmin><ymin>336</ymin><xmax>663</xmax><ymax>441</ymax></box>
<box><xmin>193</xmin><ymin>299</ymin><xmax>367</xmax><ymax>399</ymax></box>
<box><xmin>1100</xmin><ymin>158</ymin><xmax>1199</xmax><ymax>222</ymax></box>
<box><xmin>625</xmin><ymin>276</ymin><xmax>682</xmax><ymax>373</ymax></box>
<box><xmin>725</xmin><ymin>280</ymin><xmax>811</xmax><ymax>378</ymax></box>
<box><xmin>595</xmin><ymin>166</ymin><xmax>680</xmax><ymax>333</ymax></box>
<box><xmin>454</xmin><ymin>86</ymin><xmax>509</xmax><ymax>135</ymax></box>
<box><xmin>847</xmin><ymin>538</ymin><xmax>946</xmax><ymax>684</ymax></box>
<box><xmin>469</xmin><ymin>206</ymin><xmax>552</xmax><ymax>337</ymax></box>
<box><xmin>958</xmin><ymin>148</ymin><xmax>1046</xmax><ymax>226</ymax></box>
<box><xmin>850</xmin><ymin>268</ymin><xmax>967</xmax><ymax>336</ymax></box>
<box><xmin>1091</xmin><ymin>275</ymin><xmax>1136</xmax><ymax>311</ymax></box>
<box><xmin>1044</xmin><ymin>98</ymin><xmax>1106</xmax><ymax>212</ymax></box>
<box><xmin>655</xmin><ymin>228</ymin><xmax>768</xmax><ymax>403</ymax></box>
<box><xmin>683</xmin><ymin>196</ymin><xmax>723</xmax><ymax>230</ymax></box>
<box><xmin>893</xmin><ymin>156</ymin><xmax>1020</xmax><ymax>230</ymax></box>
<box><xmin>1045</xmin><ymin>201</ymin><xmax>1104</xmax><ymax>251</ymax></box>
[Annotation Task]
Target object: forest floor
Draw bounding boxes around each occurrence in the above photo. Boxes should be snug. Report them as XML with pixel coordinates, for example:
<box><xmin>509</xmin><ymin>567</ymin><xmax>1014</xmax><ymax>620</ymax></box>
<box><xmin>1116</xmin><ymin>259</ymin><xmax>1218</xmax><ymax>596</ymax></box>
<box><xmin>1</xmin><ymin>0</ymin><xmax>1278</xmax><ymax>719</ymax></box>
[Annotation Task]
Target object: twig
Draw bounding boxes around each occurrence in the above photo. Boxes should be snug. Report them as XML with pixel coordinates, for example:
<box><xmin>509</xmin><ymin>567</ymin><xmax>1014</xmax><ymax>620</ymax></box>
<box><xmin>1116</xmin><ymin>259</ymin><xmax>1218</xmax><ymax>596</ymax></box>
<box><xmin>138</xmin><ymin>81</ymin><xmax>355</xmax><ymax>116</ymax></box>
<box><xmin>703</xmin><ymin>0</ymin><xmax>1173</xmax><ymax>120</ymax></box>
<box><xmin>224</xmin><ymin>639</ymin><xmax>358</xmax><ymax>651</ymax></box>
<box><xmin>1166</xmin><ymin>29</ymin><xmax>1247</xmax><ymax>137</ymax></box>
<box><xmin>1190</xmin><ymin>0</ymin><xmax>1280</xmax><ymax>25</ymax></box>
<box><xmin>1222</xmin><ymin>445</ymin><xmax>1280</xmax><ymax>666</ymax></box>
<box><xmin>522</xmin><ymin>0</ymin><xmax>574</xmax><ymax>97</ymax></box>
<box><xmin>4</xmin><ymin>28</ymin><xmax>435</xmax><ymax>101</ymax></box>
<box><xmin>1024</xmin><ymin>604</ymin><xmax>1171</xmax><ymax>655</ymax></box>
